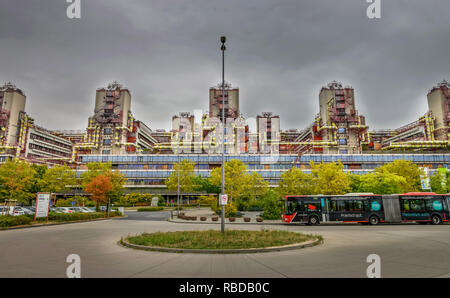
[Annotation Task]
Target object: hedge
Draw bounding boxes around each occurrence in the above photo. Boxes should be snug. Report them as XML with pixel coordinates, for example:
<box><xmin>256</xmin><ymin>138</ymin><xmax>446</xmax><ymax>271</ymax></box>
<box><xmin>0</xmin><ymin>215</ymin><xmax>32</xmax><ymax>228</ymax></box>
<box><xmin>0</xmin><ymin>211</ymin><xmax>123</xmax><ymax>228</ymax></box>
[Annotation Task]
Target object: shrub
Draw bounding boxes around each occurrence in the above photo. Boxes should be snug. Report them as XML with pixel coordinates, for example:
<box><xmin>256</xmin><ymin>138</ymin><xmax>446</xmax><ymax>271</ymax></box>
<box><xmin>0</xmin><ymin>215</ymin><xmax>32</xmax><ymax>228</ymax></box>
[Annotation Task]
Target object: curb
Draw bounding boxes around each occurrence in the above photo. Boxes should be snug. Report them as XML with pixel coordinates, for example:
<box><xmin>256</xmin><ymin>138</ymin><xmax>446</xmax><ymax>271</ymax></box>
<box><xmin>0</xmin><ymin>215</ymin><xmax>127</xmax><ymax>231</ymax></box>
<box><xmin>167</xmin><ymin>218</ymin><xmax>285</xmax><ymax>225</ymax></box>
<box><xmin>118</xmin><ymin>237</ymin><xmax>323</xmax><ymax>254</ymax></box>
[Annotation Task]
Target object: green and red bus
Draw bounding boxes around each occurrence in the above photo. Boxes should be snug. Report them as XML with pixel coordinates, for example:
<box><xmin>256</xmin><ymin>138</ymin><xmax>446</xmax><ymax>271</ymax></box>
<box><xmin>282</xmin><ymin>193</ymin><xmax>450</xmax><ymax>225</ymax></box>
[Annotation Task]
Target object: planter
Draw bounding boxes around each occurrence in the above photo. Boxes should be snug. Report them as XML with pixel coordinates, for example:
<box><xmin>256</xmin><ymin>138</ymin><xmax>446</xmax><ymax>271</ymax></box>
<box><xmin>191</xmin><ymin>216</ymin><xmax>197</xmax><ymax>221</ymax></box>
<box><xmin>212</xmin><ymin>217</ymin><xmax>219</xmax><ymax>222</ymax></box>
<box><xmin>229</xmin><ymin>217</ymin><xmax>236</xmax><ymax>222</ymax></box>
<box><xmin>200</xmin><ymin>217</ymin><xmax>207</xmax><ymax>221</ymax></box>
<box><xmin>256</xmin><ymin>218</ymin><xmax>263</xmax><ymax>222</ymax></box>
<box><xmin>244</xmin><ymin>217</ymin><xmax>251</xmax><ymax>222</ymax></box>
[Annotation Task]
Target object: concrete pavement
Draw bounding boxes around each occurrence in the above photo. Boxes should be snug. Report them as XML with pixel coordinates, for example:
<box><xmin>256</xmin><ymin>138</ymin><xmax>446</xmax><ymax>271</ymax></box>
<box><xmin>1</xmin><ymin>211</ymin><xmax>450</xmax><ymax>277</ymax></box>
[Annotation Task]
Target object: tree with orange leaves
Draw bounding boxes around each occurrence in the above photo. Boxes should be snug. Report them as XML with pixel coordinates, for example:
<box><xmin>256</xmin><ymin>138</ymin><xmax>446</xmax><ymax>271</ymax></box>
<box><xmin>84</xmin><ymin>174</ymin><xmax>112</xmax><ymax>212</ymax></box>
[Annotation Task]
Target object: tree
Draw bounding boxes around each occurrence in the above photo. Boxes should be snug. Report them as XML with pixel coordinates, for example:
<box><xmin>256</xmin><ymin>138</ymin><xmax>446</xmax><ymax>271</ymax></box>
<box><xmin>41</xmin><ymin>165</ymin><xmax>76</xmax><ymax>196</ymax></box>
<box><xmin>29</xmin><ymin>164</ymin><xmax>48</xmax><ymax>195</ymax></box>
<box><xmin>277</xmin><ymin>166</ymin><xmax>315</xmax><ymax>196</ymax></box>
<box><xmin>0</xmin><ymin>160</ymin><xmax>36</xmax><ymax>205</ymax></box>
<box><xmin>80</xmin><ymin>162</ymin><xmax>125</xmax><ymax>208</ymax></box>
<box><xmin>358</xmin><ymin>172</ymin><xmax>406</xmax><ymax>194</ymax></box>
<box><xmin>84</xmin><ymin>175</ymin><xmax>112</xmax><ymax>211</ymax></box>
<box><xmin>375</xmin><ymin>160</ymin><xmax>422</xmax><ymax>192</ymax></box>
<box><xmin>192</xmin><ymin>175</ymin><xmax>221</xmax><ymax>194</ymax></box>
<box><xmin>310</xmin><ymin>161</ymin><xmax>351</xmax><ymax>195</ymax></box>
<box><xmin>210</xmin><ymin>159</ymin><xmax>249</xmax><ymax>203</ymax></box>
<box><xmin>430</xmin><ymin>171</ymin><xmax>448</xmax><ymax>194</ymax></box>
<box><xmin>261</xmin><ymin>189</ymin><xmax>283</xmax><ymax>220</ymax></box>
<box><xmin>243</xmin><ymin>172</ymin><xmax>269</xmax><ymax>200</ymax></box>
<box><xmin>165</xmin><ymin>159</ymin><xmax>196</xmax><ymax>194</ymax></box>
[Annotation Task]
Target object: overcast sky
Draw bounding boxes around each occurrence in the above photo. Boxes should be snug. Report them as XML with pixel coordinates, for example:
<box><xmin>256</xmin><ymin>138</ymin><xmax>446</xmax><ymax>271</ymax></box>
<box><xmin>0</xmin><ymin>0</ymin><xmax>449</xmax><ymax>132</ymax></box>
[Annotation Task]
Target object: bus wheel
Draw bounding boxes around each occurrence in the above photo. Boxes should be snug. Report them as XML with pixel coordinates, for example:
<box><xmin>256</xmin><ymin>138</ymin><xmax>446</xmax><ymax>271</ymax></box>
<box><xmin>369</xmin><ymin>215</ymin><xmax>379</xmax><ymax>225</ymax></box>
<box><xmin>308</xmin><ymin>215</ymin><xmax>319</xmax><ymax>225</ymax></box>
<box><xmin>431</xmin><ymin>215</ymin><xmax>442</xmax><ymax>225</ymax></box>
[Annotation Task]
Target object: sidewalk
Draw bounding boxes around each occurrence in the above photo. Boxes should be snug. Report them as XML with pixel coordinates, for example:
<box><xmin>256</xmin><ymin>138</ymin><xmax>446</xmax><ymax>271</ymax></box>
<box><xmin>167</xmin><ymin>208</ymin><xmax>284</xmax><ymax>225</ymax></box>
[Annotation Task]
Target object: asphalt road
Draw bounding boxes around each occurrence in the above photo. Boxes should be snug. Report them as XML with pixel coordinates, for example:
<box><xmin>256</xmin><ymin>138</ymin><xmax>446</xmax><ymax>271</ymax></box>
<box><xmin>123</xmin><ymin>211</ymin><xmax>171</xmax><ymax>221</ymax></box>
<box><xmin>1</xmin><ymin>212</ymin><xmax>450</xmax><ymax>278</ymax></box>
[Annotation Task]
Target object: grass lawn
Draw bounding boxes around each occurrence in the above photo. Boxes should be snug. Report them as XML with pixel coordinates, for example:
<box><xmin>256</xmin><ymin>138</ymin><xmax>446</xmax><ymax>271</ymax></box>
<box><xmin>125</xmin><ymin>229</ymin><xmax>321</xmax><ymax>249</ymax></box>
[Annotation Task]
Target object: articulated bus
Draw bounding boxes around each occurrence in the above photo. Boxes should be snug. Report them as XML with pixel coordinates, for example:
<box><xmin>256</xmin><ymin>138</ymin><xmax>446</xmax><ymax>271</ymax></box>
<box><xmin>282</xmin><ymin>193</ymin><xmax>450</xmax><ymax>225</ymax></box>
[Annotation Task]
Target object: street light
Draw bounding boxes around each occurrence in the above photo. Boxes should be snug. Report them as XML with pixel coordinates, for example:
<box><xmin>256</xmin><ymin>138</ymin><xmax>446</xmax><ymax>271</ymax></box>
<box><xmin>220</xmin><ymin>36</ymin><xmax>226</xmax><ymax>234</ymax></box>
<box><xmin>177</xmin><ymin>153</ymin><xmax>180</xmax><ymax>216</ymax></box>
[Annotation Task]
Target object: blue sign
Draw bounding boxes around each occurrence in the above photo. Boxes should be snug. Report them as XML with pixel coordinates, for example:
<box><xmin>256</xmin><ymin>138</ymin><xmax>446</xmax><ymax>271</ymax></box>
<box><xmin>71</xmin><ymin>201</ymin><xmax>75</xmax><ymax>206</ymax></box>
<box><xmin>371</xmin><ymin>201</ymin><xmax>381</xmax><ymax>211</ymax></box>
<box><xmin>432</xmin><ymin>201</ymin><xmax>443</xmax><ymax>211</ymax></box>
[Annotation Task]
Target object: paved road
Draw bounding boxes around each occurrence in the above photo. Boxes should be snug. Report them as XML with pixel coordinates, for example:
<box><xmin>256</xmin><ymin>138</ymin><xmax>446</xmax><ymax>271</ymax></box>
<box><xmin>123</xmin><ymin>211</ymin><xmax>171</xmax><ymax>221</ymax></box>
<box><xmin>1</xmin><ymin>213</ymin><xmax>450</xmax><ymax>278</ymax></box>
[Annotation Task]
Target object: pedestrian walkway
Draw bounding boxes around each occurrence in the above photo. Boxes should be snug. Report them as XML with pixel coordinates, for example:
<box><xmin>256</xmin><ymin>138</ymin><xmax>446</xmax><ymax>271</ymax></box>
<box><xmin>168</xmin><ymin>208</ymin><xmax>283</xmax><ymax>225</ymax></box>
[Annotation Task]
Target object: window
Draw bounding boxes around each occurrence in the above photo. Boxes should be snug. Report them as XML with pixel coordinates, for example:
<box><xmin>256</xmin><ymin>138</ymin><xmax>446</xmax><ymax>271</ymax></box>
<box><xmin>329</xmin><ymin>200</ymin><xmax>347</xmax><ymax>211</ymax></box>
<box><xmin>103</xmin><ymin>139</ymin><xmax>112</xmax><ymax>145</ymax></box>
<box><xmin>339</xmin><ymin>139</ymin><xmax>347</xmax><ymax>145</ymax></box>
<box><xmin>286</xmin><ymin>199</ymin><xmax>299</xmax><ymax>215</ymax></box>
<box><xmin>102</xmin><ymin>150</ymin><xmax>110</xmax><ymax>155</ymax></box>
<box><xmin>409</xmin><ymin>199</ymin><xmax>426</xmax><ymax>211</ymax></box>
<box><xmin>348</xmin><ymin>200</ymin><xmax>364</xmax><ymax>211</ymax></box>
<box><xmin>338</xmin><ymin>128</ymin><xmax>346</xmax><ymax>134</ymax></box>
<box><xmin>104</xmin><ymin>128</ymin><xmax>112</xmax><ymax>135</ymax></box>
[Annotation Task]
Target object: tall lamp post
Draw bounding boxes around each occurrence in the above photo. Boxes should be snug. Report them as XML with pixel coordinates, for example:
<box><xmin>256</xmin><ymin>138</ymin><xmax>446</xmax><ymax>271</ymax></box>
<box><xmin>220</xmin><ymin>36</ymin><xmax>226</xmax><ymax>234</ymax></box>
<box><xmin>177</xmin><ymin>151</ymin><xmax>180</xmax><ymax>216</ymax></box>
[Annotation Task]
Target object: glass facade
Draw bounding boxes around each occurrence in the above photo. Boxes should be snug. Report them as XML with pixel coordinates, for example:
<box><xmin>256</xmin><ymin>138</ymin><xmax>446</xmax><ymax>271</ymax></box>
<box><xmin>76</xmin><ymin>154</ymin><xmax>450</xmax><ymax>187</ymax></box>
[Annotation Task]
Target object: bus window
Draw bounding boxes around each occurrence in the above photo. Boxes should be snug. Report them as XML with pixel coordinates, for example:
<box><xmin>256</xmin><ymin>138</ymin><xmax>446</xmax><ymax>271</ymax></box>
<box><xmin>409</xmin><ymin>199</ymin><xmax>426</xmax><ymax>212</ymax></box>
<box><xmin>334</xmin><ymin>200</ymin><xmax>346</xmax><ymax>211</ymax></box>
<box><xmin>425</xmin><ymin>199</ymin><xmax>443</xmax><ymax>211</ymax></box>
<box><xmin>348</xmin><ymin>200</ymin><xmax>364</xmax><ymax>211</ymax></box>
<box><xmin>401</xmin><ymin>200</ymin><xmax>410</xmax><ymax>211</ymax></box>
<box><xmin>286</xmin><ymin>199</ymin><xmax>299</xmax><ymax>215</ymax></box>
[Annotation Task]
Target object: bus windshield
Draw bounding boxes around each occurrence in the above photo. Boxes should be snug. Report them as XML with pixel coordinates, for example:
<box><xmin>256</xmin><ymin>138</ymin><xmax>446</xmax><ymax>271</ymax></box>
<box><xmin>286</xmin><ymin>198</ymin><xmax>299</xmax><ymax>215</ymax></box>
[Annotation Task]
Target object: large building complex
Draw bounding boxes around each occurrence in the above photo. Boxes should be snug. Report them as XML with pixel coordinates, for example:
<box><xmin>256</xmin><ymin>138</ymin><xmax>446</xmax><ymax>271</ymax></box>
<box><xmin>0</xmin><ymin>79</ymin><xmax>449</xmax><ymax>193</ymax></box>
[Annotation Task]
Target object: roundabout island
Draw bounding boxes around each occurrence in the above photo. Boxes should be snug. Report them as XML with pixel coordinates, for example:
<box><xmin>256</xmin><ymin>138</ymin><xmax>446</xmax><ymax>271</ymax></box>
<box><xmin>120</xmin><ymin>229</ymin><xmax>323</xmax><ymax>254</ymax></box>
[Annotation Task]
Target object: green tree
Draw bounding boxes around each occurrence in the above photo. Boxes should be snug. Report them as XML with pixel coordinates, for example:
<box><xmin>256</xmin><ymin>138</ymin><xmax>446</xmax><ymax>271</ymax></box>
<box><xmin>29</xmin><ymin>164</ymin><xmax>48</xmax><ymax>195</ymax></box>
<box><xmin>375</xmin><ymin>160</ymin><xmax>422</xmax><ymax>192</ymax></box>
<box><xmin>261</xmin><ymin>189</ymin><xmax>283</xmax><ymax>220</ymax></box>
<box><xmin>310</xmin><ymin>161</ymin><xmax>351</xmax><ymax>195</ymax></box>
<box><xmin>0</xmin><ymin>160</ymin><xmax>36</xmax><ymax>205</ymax></box>
<box><xmin>165</xmin><ymin>159</ymin><xmax>196</xmax><ymax>194</ymax></box>
<box><xmin>192</xmin><ymin>175</ymin><xmax>221</xmax><ymax>194</ymax></box>
<box><xmin>430</xmin><ymin>171</ymin><xmax>448</xmax><ymax>194</ymax></box>
<box><xmin>359</xmin><ymin>172</ymin><xmax>406</xmax><ymax>194</ymax></box>
<box><xmin>277</xmin><ymin>166</ymin><xmax>315</xmax><ymax>196</ymax></box>
<box><xmin>41</xmin><ymin>165</ymin><xmax>76</xmax><ymax>196</ymax></box>
<box><xmin>209</xmin><ymin>159</ymin><xmax>248</xmax><ymax>203</ymax></box>
<box><xmin>243</xmin><ymin>172</ymin><xmax>269</xmax><ymax>200</ymax></box>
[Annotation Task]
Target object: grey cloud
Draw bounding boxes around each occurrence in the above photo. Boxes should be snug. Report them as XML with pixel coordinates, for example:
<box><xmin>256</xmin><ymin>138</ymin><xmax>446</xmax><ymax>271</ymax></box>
<box><xmin>0</xmin><ymin>0</ymin><xmax>449</xmax><ymax>131</ymax></box>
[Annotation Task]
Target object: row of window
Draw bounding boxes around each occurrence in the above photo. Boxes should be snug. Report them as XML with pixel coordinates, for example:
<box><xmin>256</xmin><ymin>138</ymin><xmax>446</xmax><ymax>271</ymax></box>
<box><xmin>28</xmin><ymin>143</ymin><xmax>71</xmax><ymax>158</ymax></box>
<box><xmin>80</xmin><ymin>154</ymin><xmax>450</xmax><ymax>164</ymax></box>
<box><xmin>30</xmin><ymin>133</ymin><xmax>72</xmax><ymax>150</ymax></box>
